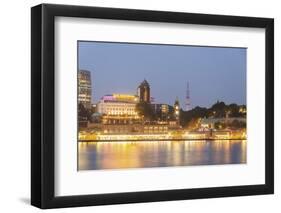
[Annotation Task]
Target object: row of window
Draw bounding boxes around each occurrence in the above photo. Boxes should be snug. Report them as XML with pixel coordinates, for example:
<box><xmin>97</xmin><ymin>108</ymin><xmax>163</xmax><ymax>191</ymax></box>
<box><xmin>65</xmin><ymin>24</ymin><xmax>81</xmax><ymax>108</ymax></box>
<box><xmin>102</xmin><ymin>129</ymin><xmax>168</xmax><ymax>133</ymax></box>
<box><xmin>144</xmin><ymin>126</ymin><xmax>168</xmax><ymax>130</ymax></box>
<box><xmin>105</xmin><ymin>111</ymin><xmax>138</xmax><ymax>115</ymax></box>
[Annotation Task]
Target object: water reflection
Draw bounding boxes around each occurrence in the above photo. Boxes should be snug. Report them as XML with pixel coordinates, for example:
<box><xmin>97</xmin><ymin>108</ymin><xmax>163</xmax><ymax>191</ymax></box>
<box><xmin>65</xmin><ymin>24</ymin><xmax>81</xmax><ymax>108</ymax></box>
<box><xmin>78</xmin><ymin>140</ymin><xmax>246</xmax><ymax>170</ymax></box>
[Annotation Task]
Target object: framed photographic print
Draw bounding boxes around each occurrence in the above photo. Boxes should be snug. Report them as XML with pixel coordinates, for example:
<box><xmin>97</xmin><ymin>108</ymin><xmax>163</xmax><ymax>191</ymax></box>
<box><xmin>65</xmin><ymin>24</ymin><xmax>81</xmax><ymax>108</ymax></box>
<box><xmin>31</xmin><ymin>3</ymin><xmax>274</xmax><ymax>209</ymax></box>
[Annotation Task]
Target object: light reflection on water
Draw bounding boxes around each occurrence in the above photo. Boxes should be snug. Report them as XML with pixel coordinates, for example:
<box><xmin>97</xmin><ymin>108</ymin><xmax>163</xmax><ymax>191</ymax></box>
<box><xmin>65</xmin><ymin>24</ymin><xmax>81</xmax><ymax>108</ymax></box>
<box><xmin>78</xmin><ymin>140</ymin><xmax>246</xmax><ymax>170</ymax></box>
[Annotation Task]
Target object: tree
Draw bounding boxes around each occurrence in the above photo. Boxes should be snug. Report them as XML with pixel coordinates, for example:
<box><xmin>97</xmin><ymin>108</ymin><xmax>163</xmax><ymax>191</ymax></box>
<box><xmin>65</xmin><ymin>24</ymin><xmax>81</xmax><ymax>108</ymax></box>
<box><xmin>180</xmin><ymin>106</ymin><xmax>208</xmax><ymax>127</ymax></box>
<box><xmin>179</xmin><ymin>101</ymin><xmax>246</xmax><ymax>129</ymax></box>
<box><xmin>214</xmin><ymin>121</ymin><xmax>226</xmax><ymax>130</ymax></box>
<box><xmin>135</xmin><ymin>102</ymin><xmax>155</xmax><ymax>121</ymax></box>
<box><xmin>78</xmin><ymin>103</ymin><xmax>92</xmax><ymax>121</ymax></box>
<box><xmin>210</xmin><ymin>101</ymin><xmax>226</xmax><ymax>118</ymax></box>
<box><xmin>228</xmin><ymin>103</ymin><xmax>240</xmax><ymax>117</ymax></box>
<box><xmin>187</xmin><ymin>118</ymin><xmax>200</xmax><ymax>130</ymax></box>
<box><xmin>229</xmin><ymin>119</ymin><xmax>246</xmax><ymax>129</ymax></box>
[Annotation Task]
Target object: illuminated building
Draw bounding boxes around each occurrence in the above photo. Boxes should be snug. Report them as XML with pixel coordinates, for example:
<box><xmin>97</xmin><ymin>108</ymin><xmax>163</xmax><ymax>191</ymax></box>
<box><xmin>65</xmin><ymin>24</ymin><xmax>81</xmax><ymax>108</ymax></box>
<box><xmin>151</xmin><ymin>103</ymin><xmax>173</xmax><ymax>120</ymax></box>
<box><xmin>98</xmin><ymin>101</ymin><xmax>137</xmax><ymax>116</ymax></box>
<box><xmin>239</xmin><ymin>106</ymin><xmax>247</xmax><ymax>114</ymax></box>
<box><xmin>214</xmin><ymin>131</ymin><xmax>230</xmax><ymax>139</ymax></box>
<box><xmin>138</xmin><ymin>79</ymin><xmax>150</xmax><ymax>103</ymax></box>
<box><xmin>200</xmin><ymin>117</ymin><xmax>246</xmax><ymax>129</ymax></box>
<box><xmin>97</xmin><ymin>94</ymin><xmax>140</xmax><ymax>124</ymax></box>
<box><xmin>87</xmin><ymin>123</ymin><xmax>169</xmax><ymax>134</ymax></box>
<box><xmin>174</xmin><ymin>97</ymin><xmax>180</xmax><ymax>122</ymax></box>
<box><xmin>78</xmin><ymin>70</ymin><xmax>92</xmax><ymax>109</ymax></box>
<box><xmin>161</xmin><ymin>104</ymin><xmax>169</xmax><ymax>114</ymax></box>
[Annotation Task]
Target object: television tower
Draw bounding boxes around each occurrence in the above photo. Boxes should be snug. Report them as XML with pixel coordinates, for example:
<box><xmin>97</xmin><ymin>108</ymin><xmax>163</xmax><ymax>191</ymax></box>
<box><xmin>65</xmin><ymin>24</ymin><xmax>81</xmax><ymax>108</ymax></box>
<box><xmin>186</xmin><ymin>81</ymin><xmax>191</xmax><ymax>111</ymax></box>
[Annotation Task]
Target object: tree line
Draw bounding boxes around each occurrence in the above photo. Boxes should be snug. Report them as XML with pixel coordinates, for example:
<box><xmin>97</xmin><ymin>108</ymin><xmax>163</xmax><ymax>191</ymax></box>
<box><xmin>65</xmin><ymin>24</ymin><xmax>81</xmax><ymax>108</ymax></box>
<box><xmin>180</xmin><ymin>101</ymin><xmax>246</xmax><ymax>128</ymax></box>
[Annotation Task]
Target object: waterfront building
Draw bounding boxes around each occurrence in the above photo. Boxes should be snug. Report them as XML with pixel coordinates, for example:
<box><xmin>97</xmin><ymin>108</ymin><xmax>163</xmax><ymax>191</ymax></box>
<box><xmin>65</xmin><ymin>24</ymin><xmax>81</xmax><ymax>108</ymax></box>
<box><xmin>87</xmin><ymin>123</ymin><xmax>169</xmax><ymax>134</ymax></box>
<box><xmin>151</xmin><ymin>103</ymin><xmax>173</xmax><ymax>120</ymax></box>
<box><xmin>162</xmin><ymin>104</ymin><xmax>168</xmax><ymax>114</ymax></box>
<box><xmin>138</xmin><ymin>79</ymin><xmax>150</xmax><ymax>103</ymax></box>
<box><xmin>151</xmin><ymin>104</ymin><xmax>170</xmax><ymax>114</ymax></box>
<box><xmin>200</xmin><ymin>117</ymin><xmax>246</xmax><ymax>129</ymax></box>
<box><xmin>97</xmin><ymin>94</ymin><xmax>140</xmax><ymax>124</ymax></box>
<box><xmin>78</xmin><ymin>70</ymin><xmax>92</xmax><ymax>109</ymax></box>
<box><xmin>213</xmin><ymin>131</ymin><xmax>230</xmax><ymax>139</ymax></box>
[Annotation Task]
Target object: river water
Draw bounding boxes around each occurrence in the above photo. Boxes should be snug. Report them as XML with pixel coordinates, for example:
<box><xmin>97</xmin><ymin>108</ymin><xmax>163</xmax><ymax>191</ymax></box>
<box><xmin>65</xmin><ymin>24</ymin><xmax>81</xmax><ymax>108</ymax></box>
<box><xmin>78</xmin><ymin>140</ymin><xmax>246</xmax><ymax>170</ymax></box>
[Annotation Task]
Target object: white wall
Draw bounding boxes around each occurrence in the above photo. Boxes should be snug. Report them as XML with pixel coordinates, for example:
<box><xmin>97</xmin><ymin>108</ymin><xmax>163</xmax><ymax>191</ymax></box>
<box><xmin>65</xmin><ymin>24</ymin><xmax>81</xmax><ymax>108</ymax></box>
<box><xmin>0</xmin><ymin>0</ymin><xmax>279</xmax><ymax>212</ymax></box>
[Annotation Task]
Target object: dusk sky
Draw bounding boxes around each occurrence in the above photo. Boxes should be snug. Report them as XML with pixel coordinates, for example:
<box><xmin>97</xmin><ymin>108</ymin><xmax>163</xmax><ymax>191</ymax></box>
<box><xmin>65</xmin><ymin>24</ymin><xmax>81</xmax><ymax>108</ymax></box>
<box><xmin>78</xmin><ymin>41</ymin><xmax>246</xmax><ymax>108</ymax></box>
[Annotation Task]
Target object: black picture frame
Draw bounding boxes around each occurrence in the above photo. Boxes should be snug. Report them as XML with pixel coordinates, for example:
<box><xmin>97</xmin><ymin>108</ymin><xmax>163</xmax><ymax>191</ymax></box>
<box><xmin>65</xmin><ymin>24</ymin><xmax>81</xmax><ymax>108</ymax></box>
<box><xmin>31</xmin><ymin>3</ymin><xmax>274</xmax><ymax>209</ymax></box>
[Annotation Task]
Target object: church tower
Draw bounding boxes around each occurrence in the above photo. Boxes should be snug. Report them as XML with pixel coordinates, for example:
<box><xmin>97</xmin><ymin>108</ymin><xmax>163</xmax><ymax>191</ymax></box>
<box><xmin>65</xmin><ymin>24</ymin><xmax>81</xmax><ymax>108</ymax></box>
<box><xmin>138</xmin><ymin>79</ymin><xmax>150</xmax><ymax>103</ymax></box>
<box><xmin>174</xmin><ymin>97</ymin><xmax>180</xmax><ymax>122</ymax></box>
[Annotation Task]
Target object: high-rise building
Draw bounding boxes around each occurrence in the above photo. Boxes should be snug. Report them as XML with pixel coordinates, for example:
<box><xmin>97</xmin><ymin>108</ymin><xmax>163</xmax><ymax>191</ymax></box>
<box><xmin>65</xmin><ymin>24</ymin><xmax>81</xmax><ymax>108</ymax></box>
<box><xmin>137</xmin><ymin>79</ymin><xmax>150</xmax><ymax>103</ymax></box>
<box><xmin>186</xmin><ymin>81</ymin><xmax>191</xmax><ymax>111</ymax></box>
<box><xmin>78</xmin><ymin>70</ymin><xmax>92</xmax><ymax>109</ymax></box>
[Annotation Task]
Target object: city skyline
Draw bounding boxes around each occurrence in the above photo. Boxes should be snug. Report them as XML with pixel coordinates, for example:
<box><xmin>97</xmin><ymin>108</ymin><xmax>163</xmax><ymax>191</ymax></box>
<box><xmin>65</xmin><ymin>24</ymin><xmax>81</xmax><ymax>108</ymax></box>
<box><xmin>78</xmin><ymin>41</ymin><xmax>247</xmax><ymax>171</ymax></box>
<box><xmin>78</xmin><ymin>41</ymin><xmax>246</xmax><ymax>108</ymax></box>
